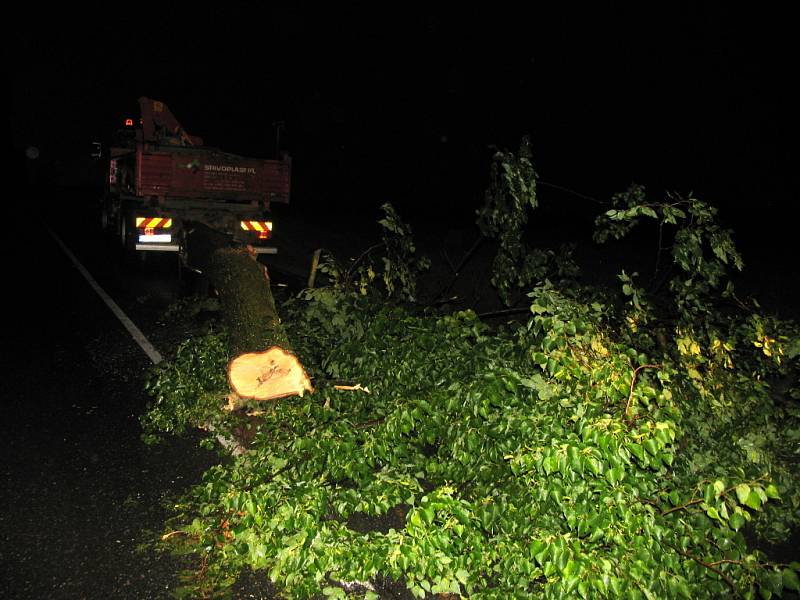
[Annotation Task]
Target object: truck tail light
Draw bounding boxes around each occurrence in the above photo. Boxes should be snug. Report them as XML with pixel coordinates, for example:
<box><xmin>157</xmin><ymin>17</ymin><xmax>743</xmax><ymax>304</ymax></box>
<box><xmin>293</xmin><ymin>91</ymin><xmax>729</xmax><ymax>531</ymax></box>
<box><xmin>136</xmin><ymin>217</ymin><xmax>173</xmax><ymax>244</ymax></box>
<box><xmin>240</xmin><ymin>220</ymin><xmax>273</xmax><ymax>240</ymax></box>
<box><xmin>135</xmin><ymin>217</ymin><xmax>172</xmax><ymax>229</ymax></box>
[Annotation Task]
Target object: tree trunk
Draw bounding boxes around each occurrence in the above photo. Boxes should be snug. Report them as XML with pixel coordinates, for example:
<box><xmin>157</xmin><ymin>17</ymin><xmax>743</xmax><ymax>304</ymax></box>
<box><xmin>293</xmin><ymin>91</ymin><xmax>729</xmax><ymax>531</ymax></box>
<box><xmin>185</xmin><ymin>223</ymin><xmax>310</xmax><ymax>414</ymax></box>
<box><xmin>184</xmin><ymin>222</ymin><xmax>288</xmax><ymax>355</ymax></box>
<box><xmin>209</xmin><ymin>246</ymin><xmax>289</xmax><ymax>356</ymax></box>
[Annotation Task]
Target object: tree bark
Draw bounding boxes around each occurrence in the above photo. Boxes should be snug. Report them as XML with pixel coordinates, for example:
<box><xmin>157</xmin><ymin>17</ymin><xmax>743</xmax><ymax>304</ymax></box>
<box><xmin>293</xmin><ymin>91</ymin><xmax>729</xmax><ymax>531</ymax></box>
<box><xmin>185</xmin><ymin>221</ymin><xmax>288</xmax><ymax>356</ymax></box>
<box><xmin>209</xmin><ymin>246</ymin><xmax>289</xmax><ymax>356</ymax></box>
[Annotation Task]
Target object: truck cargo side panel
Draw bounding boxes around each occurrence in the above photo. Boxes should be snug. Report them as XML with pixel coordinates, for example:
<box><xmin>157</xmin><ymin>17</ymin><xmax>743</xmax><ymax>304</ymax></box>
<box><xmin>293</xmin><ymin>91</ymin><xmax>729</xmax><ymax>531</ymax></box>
<box><xmin>137</xmin><ymin>152</ymin><xmax>173</xmax><ymax>197</ymax></box>
<box><xmin>136</xmin><ymin>149</ymin><xmax>290</xmax><ymax>204</ymax></box>
<box><xmin>258</xmin><ymin>161</ymin><xmax>291</xmax><ymax>200</ymax></box>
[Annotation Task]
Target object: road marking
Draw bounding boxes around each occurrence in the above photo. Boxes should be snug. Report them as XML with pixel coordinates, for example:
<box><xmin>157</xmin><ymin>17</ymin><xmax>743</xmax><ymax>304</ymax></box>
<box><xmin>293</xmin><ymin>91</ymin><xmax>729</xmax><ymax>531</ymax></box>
<box><xmin>47</xmin><ymin>227</ymin><xmax>164</xmax><ymax>365</ymax></box>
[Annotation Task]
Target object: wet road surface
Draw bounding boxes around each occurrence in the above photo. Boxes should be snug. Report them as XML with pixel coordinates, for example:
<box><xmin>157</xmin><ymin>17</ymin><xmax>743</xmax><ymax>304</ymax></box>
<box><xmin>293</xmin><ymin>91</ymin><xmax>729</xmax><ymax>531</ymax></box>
<box><xmin>1</xmin><ymin>190</ymin><xmax>229</xmax><ymax>598</ymax></box>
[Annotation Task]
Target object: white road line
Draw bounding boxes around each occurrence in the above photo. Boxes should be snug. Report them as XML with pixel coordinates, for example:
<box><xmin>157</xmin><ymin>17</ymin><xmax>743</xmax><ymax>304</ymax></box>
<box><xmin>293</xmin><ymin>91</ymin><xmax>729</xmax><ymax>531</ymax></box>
<box><xmin>47</xmin><ymin>227</ymin><xmax>164</xmax><ymax>365</ymax></box>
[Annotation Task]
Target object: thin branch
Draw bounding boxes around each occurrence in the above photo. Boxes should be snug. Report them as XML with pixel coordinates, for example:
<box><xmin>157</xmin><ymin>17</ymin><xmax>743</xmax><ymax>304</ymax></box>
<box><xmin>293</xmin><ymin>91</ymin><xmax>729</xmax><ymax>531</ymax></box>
<box><xmin>661</xmin><ymin>498</ymin><xmax>704</xmax><ymax>516</ymax></box>
<box><xmin>345</xmin><ymin>242</ymin><xmax>385</xmax><ymax>281</ymax></box>
<box><xmin>476</xmin><ymin>307</ymin><xmax>530</xmax><ymax>320</ymax></box>
<box><xmin>161</xmin><ymin>530</ymin><xmax>191</xmax><ymax>541</ymax></box>
<box><xmin>431</xmin><ymin>236</ymin><xmax>485</xmax><ymax>304</ymax></box>
<box><xmin>653</xmin><ymin>221</ymin><xmax>665</xmax><ymax>281</ymax></box>
<box><xmin>442</xmin><ymin>247</ymin><xmax>457</xmax><ymax>274</ymax></box>
<box><xmin>539</xmin><ymin>180</ymin><xmax>605</xmax><ymax>205</ymax></box>
<box><xmin>333</xmin><ymin>384</ymin><xmax>371</xmax><ymax>394</ymax></box>
<box><xmin>353</xmin><ymin>417</ymin><xmax>386</xmax><ymax>429</ymax></box>
<box><xmin>666</xmin><ymin>543</ymin><xmax>741</xmax><ymax>598</ymax></box>
<box><xmin>624</xmin><ymin>364</ymin><xmax>662</xmax><ymax>421</ymax></box>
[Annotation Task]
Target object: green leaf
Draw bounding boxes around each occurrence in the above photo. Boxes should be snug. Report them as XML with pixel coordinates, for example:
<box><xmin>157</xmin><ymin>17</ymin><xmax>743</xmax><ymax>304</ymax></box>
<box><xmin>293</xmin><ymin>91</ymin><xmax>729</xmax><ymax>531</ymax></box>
<box><xmin>606</xmin><ymin>466</ymin><xmax>624</xmax><ymax>485</ymax></box>
<box><xmin>760</xmin><ymin>570</ymin><xmax>783</xmax><ymax>597</ymax></box>
<box><xmin>640</xmin><ymin>206</ymin><xmax>658</xmax><ymax>219</ymax></box>
<box><xmin>534</xmin><ymin>543</ymin><xmax>550</xmax><ymax>566</ymax></box>
<box><xmin>764</xmin><ymin>484</ymin><xmax>780</xmax><ymax>500</ymax></box>
<box><xmin>322</xmin><ymin>586</ymin><xmax>346</xmax><ymax>599</ymax></box>
<box><xmin>409</xmin><ymin>510</ymin><xmax>423</xmax><ymax>528</ymax></box>
<box><xmin>736</xmin><ymin>484</ymin><xmax>751</xmax><ymax>505</ymax></box>
<box><xmin>783</xmin><ymin>568</ymin><xmax>800</xmax><ymax>592</ymax></box>
<box><xmin>729</xmin><ymin>511</ymin><xmax>746</xmax><ymax>531</ymax></box>
<box><xmin>704</xmin><ymin>484</ymin><xmax>715</xmax><ymax>505</ymax></box>
<box><xmin>744</xmin><ymin>490</ymin><xmax>763</xmax><ymax>510</ymax></box>
<box><xmin>644</xmin><ymin>438</ymin><xmax>660</xmax><ymax>457</ymax></box>
<box><xmin>627</xmin><ymin>442</ymin><xmax>645</xmax><ymax>463</ymax></box>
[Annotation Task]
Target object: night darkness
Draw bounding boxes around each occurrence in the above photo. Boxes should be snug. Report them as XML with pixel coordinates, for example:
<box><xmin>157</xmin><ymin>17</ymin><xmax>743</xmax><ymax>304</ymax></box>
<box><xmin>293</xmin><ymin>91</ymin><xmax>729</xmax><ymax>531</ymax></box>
<box><xmin>6</xmin><ymin>5</ymin><xmax>800</xmax><ymax>596</ymax></box>
<box><xmin>11</xmin><ymin>4</ymin><xmax>798</xmax><ymax>245</ymax></box>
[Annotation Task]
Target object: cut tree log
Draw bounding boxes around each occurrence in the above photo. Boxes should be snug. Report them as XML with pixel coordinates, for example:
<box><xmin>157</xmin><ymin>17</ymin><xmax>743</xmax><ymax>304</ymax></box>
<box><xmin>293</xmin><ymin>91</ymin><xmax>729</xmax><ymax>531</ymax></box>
<box><xmin>185</xmin><ymin>223</ymin><xmax>312</xmax><ymax>417</ymax></box>
<box><xmin>209</xmin><ymin>245</ymin><xmax>290</xmax><ymax>356</ymax></box>
<box><xmin>185</xmin><ymin>222</ymin><xmax>288</xmax><ymax>355</ymax></box>
<box><xmin>227</xmin><ymin>346</ymin><xmax>313</xmax><ymax>404</ymax></box>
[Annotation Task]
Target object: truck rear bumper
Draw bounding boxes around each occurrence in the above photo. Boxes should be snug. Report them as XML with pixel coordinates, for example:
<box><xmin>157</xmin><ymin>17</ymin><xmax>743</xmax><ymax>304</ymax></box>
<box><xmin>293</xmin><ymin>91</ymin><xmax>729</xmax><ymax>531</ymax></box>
<box><xmin>134</xmin><ymin>243</ymin><xmax>277</xmax><ymax>254</ymax></box>
<box><xmin>136</xmin><ymin>243</ymin><xmax>180</xmax><ymax>252</ymax></box>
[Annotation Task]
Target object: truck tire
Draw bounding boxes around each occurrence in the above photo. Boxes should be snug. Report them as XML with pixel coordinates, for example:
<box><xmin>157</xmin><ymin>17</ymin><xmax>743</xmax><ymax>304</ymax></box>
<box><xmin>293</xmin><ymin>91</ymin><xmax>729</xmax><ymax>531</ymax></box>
<box><xmin>119</xmin><ymin>216</ymin><xmax>141</xmax><ymax>269</ymax></box>
<box><xmin>100</xmin><ymin>204</ymin><xmax>117</xmax><ymax>247</ymax></box>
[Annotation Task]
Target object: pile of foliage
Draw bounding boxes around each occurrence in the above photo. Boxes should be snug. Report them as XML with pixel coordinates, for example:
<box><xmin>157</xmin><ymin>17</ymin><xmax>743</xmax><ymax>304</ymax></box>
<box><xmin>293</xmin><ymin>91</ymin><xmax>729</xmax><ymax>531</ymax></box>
<box><xmin>141</xmin><ymin>147</ymin><xmax>799</xmax><ymax>599</ymax></box>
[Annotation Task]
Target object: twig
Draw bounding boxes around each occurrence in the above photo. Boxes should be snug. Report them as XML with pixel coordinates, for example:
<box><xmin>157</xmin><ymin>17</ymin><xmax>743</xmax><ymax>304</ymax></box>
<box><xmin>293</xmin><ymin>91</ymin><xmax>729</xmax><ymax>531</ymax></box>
<box><xmin>652</xmin><ymin>221</ymin><xmax>664</xmax><ymax>281</ymax></box>
<box><xmin>161</xmin><ymin>530</ymin><xmax>190</xmax><ymax>541</ymax></box>
<box><xmin>345</xmin><ymin>242</ymin><xmax>385</xmax><ymax>281</ymax></box>
<box><xmin>666</xmin><ymin>543</ymin><xmax>741</xmax><ymax>598</ymax></box>
<box><xmin>431</xmin><ymin>236</ymin><xmax>485</xmax><ymax>303</ymax></box>
<box><xmin>354</xmin><ymin>417</ymin><xmax>385</xmax><ymax>429</ymax></box>
<box><xmin>661</xmin><ymin>498</ymin><xmax>704</xmax><ymax>516</ymax></box>
<box><xmin>476</xmin><ymin>307</ymin><xmax>530</xmax><ymax>319</ymax></box>
<box><xmin>624</xmin><ymin>364</ymin><xmax>661</xmax><ymax>421</ymax></box>
<box><xmin>334</xmin><ymin>384</ymin><xmax>371</xmax><ymax>394</ymax></box>
<box><xmin>442</xmin><ymin>247</ymin><xmax>457</xmax><ymax>274</ymax></box>
<box><xmin>539</xmin><ymin>180</ymin><xmax>605</xmax><ymax>205</ymax></box>
<box><xmin>661</xmin><ymin>477</ymin><xmax>770</xmax><ymax>517</ymax></box>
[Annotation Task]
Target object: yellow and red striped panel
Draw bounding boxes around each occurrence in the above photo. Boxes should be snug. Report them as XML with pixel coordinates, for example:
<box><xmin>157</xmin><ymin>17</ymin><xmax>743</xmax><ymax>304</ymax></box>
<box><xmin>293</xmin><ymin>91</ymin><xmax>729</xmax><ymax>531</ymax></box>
<box><xmin>240</xmin><ymin>220</ymin><xmax>273</xmax><ymax>239</ymax></box>
<box><xmin>240</xmin><ymin>220</ymin><xmax>273</xmax><ymax>233</ymax></box>
<box><xmin>135</xmin><ymin>217</ymin><xmax>172</xmax><ymax>229</ymax></box>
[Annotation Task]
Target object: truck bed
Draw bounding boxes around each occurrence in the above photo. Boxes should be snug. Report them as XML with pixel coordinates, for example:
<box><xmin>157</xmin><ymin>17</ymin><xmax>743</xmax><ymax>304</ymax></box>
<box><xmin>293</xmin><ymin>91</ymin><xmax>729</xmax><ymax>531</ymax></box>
<box><xmin>134</xmin><ymin>145</ymin><xmax>290</xmax><ymax>206</ymax></box>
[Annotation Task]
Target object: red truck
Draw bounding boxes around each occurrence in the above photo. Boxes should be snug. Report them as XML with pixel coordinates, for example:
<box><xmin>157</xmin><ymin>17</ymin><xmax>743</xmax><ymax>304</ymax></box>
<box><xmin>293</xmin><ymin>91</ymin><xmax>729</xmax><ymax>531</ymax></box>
<box><xmin>102</xmin><ymin>98</ymin><xmax>291</xmax><ymax>266</ymax></box>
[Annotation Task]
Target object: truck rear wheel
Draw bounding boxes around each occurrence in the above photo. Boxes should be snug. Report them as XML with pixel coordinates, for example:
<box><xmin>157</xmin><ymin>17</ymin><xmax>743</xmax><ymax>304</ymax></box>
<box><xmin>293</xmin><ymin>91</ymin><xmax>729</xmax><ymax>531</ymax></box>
<box><xmin>119</xmin><ymin>216</ymin><xmax>141</xmax><ymax>268</ymax></box>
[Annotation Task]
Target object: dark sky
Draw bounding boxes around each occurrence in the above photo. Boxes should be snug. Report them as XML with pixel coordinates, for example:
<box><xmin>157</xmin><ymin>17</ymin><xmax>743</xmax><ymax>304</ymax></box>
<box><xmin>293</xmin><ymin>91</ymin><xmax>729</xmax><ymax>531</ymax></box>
<box><xmin>12</xmin><ymin>4</ymin><xmax>797</xmax><ymax>223</ymax></box>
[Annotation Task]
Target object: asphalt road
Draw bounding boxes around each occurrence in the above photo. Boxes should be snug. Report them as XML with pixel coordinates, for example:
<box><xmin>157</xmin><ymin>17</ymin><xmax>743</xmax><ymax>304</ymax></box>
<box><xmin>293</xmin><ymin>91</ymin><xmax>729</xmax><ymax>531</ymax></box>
<box><xmin>0</xmin><ymin>187</ymin><xmax>268</xmax><ymax>599</ymax></box>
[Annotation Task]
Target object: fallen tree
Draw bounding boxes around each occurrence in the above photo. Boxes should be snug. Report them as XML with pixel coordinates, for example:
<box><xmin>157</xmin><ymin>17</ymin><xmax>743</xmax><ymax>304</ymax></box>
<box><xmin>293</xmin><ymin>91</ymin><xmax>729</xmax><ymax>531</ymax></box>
<box><xmin>141</xmin><ymin>205</ymin><xmax>428</xmax><ymax>442</ymax></box>
<box><xmin>139</xmin><ymin>225</ymin><xmax>313</xmax><ymax>444</ymax></box>
<box><xmin>141</xmin><ymin>184</ymin><xmax>800</xmax><ymax>598</ymax></box>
